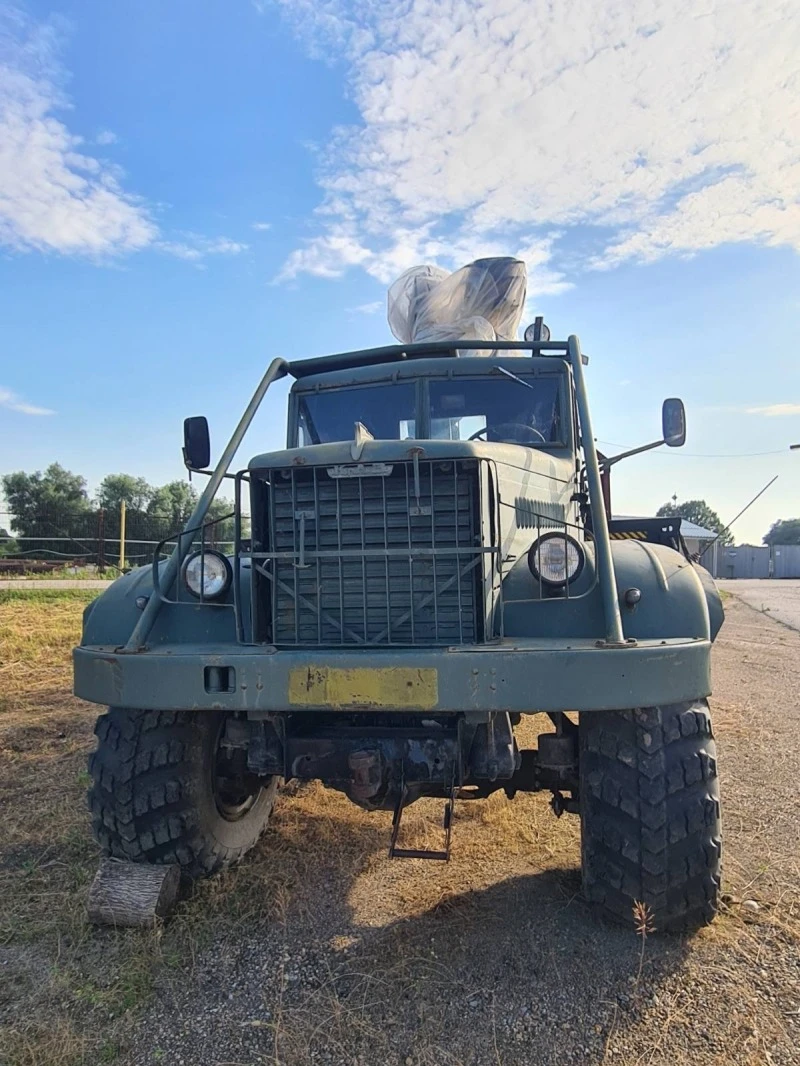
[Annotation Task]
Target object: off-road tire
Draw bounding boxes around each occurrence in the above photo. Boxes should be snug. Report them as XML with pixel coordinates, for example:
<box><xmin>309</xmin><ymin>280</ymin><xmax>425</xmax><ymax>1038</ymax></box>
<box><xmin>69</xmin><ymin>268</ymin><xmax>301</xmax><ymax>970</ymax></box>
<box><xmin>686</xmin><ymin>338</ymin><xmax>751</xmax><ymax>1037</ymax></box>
<box><xmin>579</xmin><ymin>700</ymin><xmax>721</xmax><ymax>933</ymax></box>
<box><xmin>88</xmin><ymin>708</ymin><xmax>278</xmax><ymax>878</ymax></box>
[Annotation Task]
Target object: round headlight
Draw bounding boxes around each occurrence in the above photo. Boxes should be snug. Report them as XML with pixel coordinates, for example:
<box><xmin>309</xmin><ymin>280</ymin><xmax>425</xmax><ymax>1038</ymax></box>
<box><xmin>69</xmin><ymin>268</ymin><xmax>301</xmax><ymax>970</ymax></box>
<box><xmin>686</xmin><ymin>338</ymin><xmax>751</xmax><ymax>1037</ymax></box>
<box><xmin>528</xmin><ymin>533</ymin><xmax>584</xmax><ymax>587</ymax></box>
<box><xmin>182</xmin><ymin>550</ymin><xmax>232</xmax><ymax>600</ymax></box>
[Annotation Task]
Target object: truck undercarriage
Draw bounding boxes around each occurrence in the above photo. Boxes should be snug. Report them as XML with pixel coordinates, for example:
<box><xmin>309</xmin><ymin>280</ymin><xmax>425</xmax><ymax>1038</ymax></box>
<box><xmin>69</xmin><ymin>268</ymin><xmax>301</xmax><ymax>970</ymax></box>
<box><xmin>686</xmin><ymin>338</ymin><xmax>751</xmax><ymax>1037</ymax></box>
<box><xmin>217</xmin><ymin>708</ymin><xmax>579</xmax><ymax>858</ymax></box>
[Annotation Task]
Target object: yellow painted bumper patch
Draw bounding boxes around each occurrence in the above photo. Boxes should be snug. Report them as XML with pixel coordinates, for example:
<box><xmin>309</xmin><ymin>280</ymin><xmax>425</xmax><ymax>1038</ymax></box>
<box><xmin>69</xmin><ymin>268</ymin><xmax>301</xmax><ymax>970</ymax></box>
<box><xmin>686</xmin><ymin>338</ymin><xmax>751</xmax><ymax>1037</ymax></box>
<box><xmin>289</xmin><ymin>666</ymin><xmax>439</xmax><ymax>709</ymax></box>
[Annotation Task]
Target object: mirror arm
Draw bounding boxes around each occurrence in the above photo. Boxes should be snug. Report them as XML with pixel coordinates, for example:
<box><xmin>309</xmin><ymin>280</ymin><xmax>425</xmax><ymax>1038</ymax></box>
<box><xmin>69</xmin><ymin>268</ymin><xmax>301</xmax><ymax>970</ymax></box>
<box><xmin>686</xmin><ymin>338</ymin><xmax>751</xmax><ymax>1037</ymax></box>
<box><xmin>125</xmin><ymin>356</ymin><xmax>289</xmax><ymax>651</ymax></box>
<box><xmin>599</xmin><ymin>438</ymin><xmax>665</xmax><ymax>470</ymax></box>
<box><xmin>185</xmin><ymin>469</ymin><xmax>240</xmax><ymax>481</ymax></box>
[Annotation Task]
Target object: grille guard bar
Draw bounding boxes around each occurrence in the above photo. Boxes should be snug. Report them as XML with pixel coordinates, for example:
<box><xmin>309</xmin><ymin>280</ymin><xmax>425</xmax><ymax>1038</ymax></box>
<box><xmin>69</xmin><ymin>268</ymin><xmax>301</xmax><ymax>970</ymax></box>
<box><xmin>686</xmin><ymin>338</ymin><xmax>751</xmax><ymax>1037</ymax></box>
<box><xmin>122</xmin><ymin>338</ymin><xmax>625</xmax><ymax>652</ymax></box>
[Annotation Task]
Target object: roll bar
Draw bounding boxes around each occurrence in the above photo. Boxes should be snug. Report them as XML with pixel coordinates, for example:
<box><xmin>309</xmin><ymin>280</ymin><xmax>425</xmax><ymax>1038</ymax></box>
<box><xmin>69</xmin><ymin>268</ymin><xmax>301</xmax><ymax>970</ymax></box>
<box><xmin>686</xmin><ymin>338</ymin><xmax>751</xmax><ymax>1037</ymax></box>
<box><xmin>122</xmin><ymin>338</ymin><xmax>625</xmax><ymax>651</ymax></box>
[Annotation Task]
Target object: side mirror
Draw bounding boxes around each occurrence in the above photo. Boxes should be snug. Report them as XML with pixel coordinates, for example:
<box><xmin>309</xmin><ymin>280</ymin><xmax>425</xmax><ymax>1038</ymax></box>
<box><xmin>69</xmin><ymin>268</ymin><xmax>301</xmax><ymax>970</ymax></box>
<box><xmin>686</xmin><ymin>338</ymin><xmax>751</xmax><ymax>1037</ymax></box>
<box><xmin>662</xmin><ymin>398</ymin><xmax>686</xmax><ymax>448</ymax></box>
<box><xmin>183</xmin><ymin>416</ymin><xmax>210</xmax><ymax>470</ymax></box>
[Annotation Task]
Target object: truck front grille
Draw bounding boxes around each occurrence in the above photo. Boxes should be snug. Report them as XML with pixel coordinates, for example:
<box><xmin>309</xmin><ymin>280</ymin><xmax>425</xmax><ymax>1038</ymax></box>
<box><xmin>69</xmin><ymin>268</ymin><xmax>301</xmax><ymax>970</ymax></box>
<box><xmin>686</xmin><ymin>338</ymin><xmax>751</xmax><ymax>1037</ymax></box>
<box><xmin>258</xmin><ymin>459</ymin><xmax>484</xmax><ymax>646</ymax></box>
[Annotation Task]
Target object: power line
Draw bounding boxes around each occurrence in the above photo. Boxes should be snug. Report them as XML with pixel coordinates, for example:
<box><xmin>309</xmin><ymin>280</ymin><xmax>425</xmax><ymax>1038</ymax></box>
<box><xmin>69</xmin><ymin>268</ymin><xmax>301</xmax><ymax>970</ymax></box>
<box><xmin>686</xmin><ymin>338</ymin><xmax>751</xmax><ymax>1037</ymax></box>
<box><xmin>699</xmin><ymin>476</ymin><xmax>779</xmax><ymax>559</ymax></box>
<box><xmin>596</xmin><ymin>441</ymin><xmax>790</xmax><ymax>458</ymax></box>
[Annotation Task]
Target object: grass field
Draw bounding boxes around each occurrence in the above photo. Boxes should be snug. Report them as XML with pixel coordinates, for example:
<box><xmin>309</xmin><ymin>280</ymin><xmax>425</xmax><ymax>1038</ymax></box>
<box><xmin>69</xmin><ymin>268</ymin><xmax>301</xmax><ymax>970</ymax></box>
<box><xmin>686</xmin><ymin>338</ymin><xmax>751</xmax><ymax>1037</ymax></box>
<box><xmin>1</xmin><ymin>590</ymin><xmax>799</xmax><ymax>1066</ymax></box>
<box><xmin>0</xmin><ymin>567</ymin><xmax>121</xmax><ymax>582</ymax></box>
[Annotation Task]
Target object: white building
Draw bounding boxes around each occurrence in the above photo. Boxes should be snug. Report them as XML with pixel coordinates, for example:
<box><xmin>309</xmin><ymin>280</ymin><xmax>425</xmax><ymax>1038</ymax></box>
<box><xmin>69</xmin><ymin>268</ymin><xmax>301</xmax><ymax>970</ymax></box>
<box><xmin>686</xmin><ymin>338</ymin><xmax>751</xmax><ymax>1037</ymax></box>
<box><xmin>677</xmin><ymin>519</ymin><xmax>718</xmax><ymax>565</ymax></box>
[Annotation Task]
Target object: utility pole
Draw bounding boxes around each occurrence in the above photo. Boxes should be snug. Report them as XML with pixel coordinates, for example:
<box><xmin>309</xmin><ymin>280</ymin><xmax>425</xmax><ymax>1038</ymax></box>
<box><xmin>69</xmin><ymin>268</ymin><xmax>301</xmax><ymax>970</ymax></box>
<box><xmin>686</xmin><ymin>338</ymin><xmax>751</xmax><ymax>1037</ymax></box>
<box><xmin>97</xmin><ymin>509</ymin><xmax>105</xmax><ymax>570</ymax></box>
<box><xmin>119</xmin><ymin>500</ymin><xmax>127</xmax><ymax>572</ymax></box>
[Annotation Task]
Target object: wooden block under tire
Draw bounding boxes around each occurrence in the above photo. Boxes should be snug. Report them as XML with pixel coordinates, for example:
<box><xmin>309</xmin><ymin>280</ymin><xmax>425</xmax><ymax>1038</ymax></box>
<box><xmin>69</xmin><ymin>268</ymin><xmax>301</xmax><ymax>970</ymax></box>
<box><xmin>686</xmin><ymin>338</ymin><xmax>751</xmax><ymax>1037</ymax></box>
<box><xmin>87</xmin><ymin>858</ymin><xmax>180</xmax><ymax>927</ymax></box>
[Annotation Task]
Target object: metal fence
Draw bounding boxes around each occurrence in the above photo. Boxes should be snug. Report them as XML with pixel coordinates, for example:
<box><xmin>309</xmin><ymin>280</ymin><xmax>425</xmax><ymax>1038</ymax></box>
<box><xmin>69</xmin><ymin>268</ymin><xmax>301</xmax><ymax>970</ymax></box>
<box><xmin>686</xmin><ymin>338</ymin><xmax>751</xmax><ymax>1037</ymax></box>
<box><xmin>0</xmin><ymin>509</ymin><xmax>248</xmax><ymax>571</ymax></box>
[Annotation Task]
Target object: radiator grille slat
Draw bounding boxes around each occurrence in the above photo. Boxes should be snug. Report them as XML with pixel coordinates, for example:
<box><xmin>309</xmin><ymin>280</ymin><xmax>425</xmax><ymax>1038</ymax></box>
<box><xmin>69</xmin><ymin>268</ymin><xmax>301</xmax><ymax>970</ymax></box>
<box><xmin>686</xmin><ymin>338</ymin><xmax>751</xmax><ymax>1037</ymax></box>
<box><xmin>261</xmin><ymin>460</ymin><xmax>483</xmax><ymax>646</ymax></box>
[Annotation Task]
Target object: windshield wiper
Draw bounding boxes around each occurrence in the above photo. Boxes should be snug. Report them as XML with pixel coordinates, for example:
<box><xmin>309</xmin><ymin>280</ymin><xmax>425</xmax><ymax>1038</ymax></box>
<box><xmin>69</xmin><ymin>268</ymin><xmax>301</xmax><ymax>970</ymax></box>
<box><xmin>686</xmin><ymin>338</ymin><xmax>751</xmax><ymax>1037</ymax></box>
<box><xmin>491</xmin><ymin>365</ymin><xmax>534</xmax><ymax>390</ymax></box>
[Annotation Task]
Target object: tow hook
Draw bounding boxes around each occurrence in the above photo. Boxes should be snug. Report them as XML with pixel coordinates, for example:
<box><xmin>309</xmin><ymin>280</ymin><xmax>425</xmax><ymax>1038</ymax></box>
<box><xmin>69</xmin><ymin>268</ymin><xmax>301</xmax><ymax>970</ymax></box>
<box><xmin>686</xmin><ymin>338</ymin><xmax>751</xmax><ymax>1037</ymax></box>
<box><xmin>550</xmin><ymin>790</ymin><xmax>579</xmax><ymax>818</ymax></box>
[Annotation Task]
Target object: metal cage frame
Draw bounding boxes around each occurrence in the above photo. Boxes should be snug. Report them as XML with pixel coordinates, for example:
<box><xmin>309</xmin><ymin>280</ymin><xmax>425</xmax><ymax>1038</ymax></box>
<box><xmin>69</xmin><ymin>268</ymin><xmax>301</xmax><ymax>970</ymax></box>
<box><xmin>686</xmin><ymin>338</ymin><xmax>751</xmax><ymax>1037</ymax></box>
<box><xmin>124</xmin><ymin>337</ymin><xmax>625</xmax><ymax>651</ymax></box>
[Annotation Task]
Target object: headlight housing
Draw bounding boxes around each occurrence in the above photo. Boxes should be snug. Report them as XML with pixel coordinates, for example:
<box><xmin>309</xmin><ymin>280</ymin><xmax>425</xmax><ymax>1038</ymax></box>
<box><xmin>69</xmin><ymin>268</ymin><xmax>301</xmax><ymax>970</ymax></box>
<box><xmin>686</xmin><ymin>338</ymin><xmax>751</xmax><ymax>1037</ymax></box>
<box><xmin>182</xmin><ymin>550</ymin><xmax>232</xmax><ymax>600</ymax></box>
<box><xmin>527</xmin><ymin>532</ymin><xmax>585</xmax><ymax>588</ymax></box>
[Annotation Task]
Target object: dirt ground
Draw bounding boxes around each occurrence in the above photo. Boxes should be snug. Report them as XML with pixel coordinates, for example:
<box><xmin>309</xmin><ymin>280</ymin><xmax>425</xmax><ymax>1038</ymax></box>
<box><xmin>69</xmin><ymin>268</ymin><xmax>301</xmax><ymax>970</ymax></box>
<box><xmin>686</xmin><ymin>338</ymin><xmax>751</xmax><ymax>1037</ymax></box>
<box><xmin>1</xmin><ymin>589</ymin><xmax>799</xmax><ymax>1066</ymax></box>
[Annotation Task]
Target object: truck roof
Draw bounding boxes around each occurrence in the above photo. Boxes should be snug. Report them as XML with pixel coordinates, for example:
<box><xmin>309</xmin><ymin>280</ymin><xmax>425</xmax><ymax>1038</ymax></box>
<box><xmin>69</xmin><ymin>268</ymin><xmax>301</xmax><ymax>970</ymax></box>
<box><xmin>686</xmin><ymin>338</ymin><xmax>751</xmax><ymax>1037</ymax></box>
<box><xmin>286</xmin><ymin>338</ymin><xmax>573</xmax><ymax>379</ymax></box>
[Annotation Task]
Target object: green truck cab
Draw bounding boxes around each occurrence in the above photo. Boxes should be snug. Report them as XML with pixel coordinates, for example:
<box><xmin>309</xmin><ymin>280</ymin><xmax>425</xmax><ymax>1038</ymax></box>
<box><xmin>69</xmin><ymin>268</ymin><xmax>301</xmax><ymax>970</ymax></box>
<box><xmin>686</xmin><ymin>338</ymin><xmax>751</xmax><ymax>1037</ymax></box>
<box><xmin>75</xmin><ymin>333</ymin><xmax>723</xmax><ymax>931</ymax></box>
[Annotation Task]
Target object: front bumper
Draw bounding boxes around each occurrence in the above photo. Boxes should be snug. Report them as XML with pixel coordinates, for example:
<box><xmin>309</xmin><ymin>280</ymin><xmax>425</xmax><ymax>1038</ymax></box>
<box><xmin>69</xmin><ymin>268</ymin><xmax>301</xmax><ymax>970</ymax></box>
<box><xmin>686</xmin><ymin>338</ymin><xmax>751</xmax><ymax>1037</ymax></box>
<box><xmin>73</xmin><ymin>636</ymin><xmax>711</xmax><ymax>714</ymax></box>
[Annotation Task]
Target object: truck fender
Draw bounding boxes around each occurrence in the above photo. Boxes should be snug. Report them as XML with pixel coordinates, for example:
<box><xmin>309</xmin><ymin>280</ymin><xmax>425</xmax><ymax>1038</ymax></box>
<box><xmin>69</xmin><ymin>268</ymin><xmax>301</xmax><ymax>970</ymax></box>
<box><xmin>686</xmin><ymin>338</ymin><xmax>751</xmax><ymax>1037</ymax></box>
<box><xmin>80</xmin><ymin>560</ymin><xmax>248</xmax><ymax>648</ymax></box>
<box><xmin>501</xmin><ymin>539</ymin><xmax>723</xmax><ymax>642</ymax></box>
<box><xmin>610</xmin><ymin>540</ymin><xmax>724</xmax><ymax>642</ymax></box>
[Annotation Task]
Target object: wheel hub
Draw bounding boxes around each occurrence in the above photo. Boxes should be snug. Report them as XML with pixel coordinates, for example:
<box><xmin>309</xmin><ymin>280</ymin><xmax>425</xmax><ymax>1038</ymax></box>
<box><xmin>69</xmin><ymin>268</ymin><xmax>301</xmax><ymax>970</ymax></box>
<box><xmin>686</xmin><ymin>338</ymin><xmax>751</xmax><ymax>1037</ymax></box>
<box><xmin>212</xmin><ymin>730</ymin><xmax>265</xmax><ymax>821</ymax></box>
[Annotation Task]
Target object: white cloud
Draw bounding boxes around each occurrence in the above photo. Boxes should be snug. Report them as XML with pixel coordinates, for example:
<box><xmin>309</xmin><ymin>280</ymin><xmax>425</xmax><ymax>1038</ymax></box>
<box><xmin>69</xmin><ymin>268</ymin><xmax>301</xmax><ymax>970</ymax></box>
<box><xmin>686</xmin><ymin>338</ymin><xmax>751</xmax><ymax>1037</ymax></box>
<box><xmin>95</xmin><ymin>129</ymin><xmax>118</xmax><ymax>146</ymax></box>
<box><xmin>157</xmin><ymin>234</ymin><xmax>249</xmax><ymax>262</ymax></box>
<box><xmin>252</xmin><ymin>221</ymin><xmax>272</xmax><ymax>231</ymax></box>
<box><xmin>205</xmin><ymin>237</ymin><xmax>248</xmax><ymax>255</ymax></box>
<box><xmin>277</xmin><ymin>221</ymin><xmax>570</xmax><ymax>296</ymax></box>
<box><xmin>273</xmin><ymin>0</ymin><xmax>800</xmax><ymax>284</ymax></box>
<box><xmin>0</xmin><ymin>5</ymin><xmax>157</xmax><ymax>256</ymax></box>
<box><xmin>746</xmin><ymin>403</ymin><xmax>800</xmax><ymax>417</ymax></box>
<box><xmin>157</xmin><ymin>242</ymin><xmax>205</xmax><ymax>262</ymax></box>
<box><xmin>0</xmin><ymin>386</ymin><xmax>54</xmax><ymax>415</ymax></box>
<box><xmin>276</xmin><ymin>227</ymin><xmax>373</xmax><ymax>280</ymax></box>
<box><xmin>348</xmin><ymin>300</ymin><xmax>383</xmax><ymax>314</ymax></box>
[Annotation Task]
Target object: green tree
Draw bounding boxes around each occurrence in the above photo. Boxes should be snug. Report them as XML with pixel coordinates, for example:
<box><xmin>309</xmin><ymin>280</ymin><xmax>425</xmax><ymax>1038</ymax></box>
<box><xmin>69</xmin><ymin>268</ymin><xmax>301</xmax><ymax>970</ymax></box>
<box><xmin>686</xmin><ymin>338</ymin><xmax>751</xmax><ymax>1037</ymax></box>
<box><xmin>96</xmin><ymin>474</ymin><xmax>153</xmax><ymax>513</ymax></box>
<box><xmin>656</xmin><ymin>499</ymin><xmax>732</xmax><ymax>545</ymax></box>
<box><xmin>206</xmin><ymin>497</ymin><xmax>236</xmax><ymax>544</ymax></box>
<box><xmin>763</xmin><ymin>518</ymin><xmax>800</xmax><ymax>546</ymax></box>
<box><xmin>1</xmin><ymin>464</ymin><xmax>92</xmax><ymax>561</ymax></box>
<box><xmin>0</xmin><ymin>528</ymin><xmax>20</xmax><ymax>557</ymax></box>
<box><xmin>1</xmin><ymin>464</ymin><xmax>91</xmax><ymax>537</ymax></box>
<box><xmin>147</xmin><ymin>481</ymin><xmax>199</xmax><ymax>527</ymax></box>
<box><xmin>147</xmin><ymin>481</ymin><xmax>235</xmax><ymax>544</ymax></box>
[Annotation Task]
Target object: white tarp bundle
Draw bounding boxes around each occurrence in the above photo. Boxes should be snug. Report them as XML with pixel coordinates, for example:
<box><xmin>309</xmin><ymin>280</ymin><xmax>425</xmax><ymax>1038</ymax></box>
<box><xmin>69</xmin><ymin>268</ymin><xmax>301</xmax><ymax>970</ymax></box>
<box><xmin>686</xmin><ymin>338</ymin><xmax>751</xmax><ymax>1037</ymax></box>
<box><xmin>387</xmin><ymin>257</ymin><xmax>527</xmax><ymax>353</ymax></box>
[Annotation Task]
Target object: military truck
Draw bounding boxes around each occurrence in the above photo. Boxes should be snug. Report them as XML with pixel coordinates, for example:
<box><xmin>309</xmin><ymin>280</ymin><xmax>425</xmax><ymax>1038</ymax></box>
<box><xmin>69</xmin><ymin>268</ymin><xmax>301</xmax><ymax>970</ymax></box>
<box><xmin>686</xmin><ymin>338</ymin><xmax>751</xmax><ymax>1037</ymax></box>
<box><xmin>75</xmin><ymin>328</ymin><xmax>723</xmax><ymax>932</ymax></box>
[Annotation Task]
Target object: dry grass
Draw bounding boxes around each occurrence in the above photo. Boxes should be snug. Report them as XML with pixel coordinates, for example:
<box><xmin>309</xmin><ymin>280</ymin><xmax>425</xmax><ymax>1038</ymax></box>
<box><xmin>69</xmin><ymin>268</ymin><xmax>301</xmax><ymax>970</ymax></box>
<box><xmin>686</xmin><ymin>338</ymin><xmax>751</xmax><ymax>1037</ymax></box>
<box><xmin>1</xmin><ymin>593</ymin><xmax>799</xmax><ymax>1066</ymax></box>
<box><xmin>0</xmin><ymin>592</ymin><xmax>175</xmax><ymax>1062</ymax></box>
<box><xmin>1</xmin><ymin>1017</ymin><xmax>91</xmax><ymax>1066</ymax></box>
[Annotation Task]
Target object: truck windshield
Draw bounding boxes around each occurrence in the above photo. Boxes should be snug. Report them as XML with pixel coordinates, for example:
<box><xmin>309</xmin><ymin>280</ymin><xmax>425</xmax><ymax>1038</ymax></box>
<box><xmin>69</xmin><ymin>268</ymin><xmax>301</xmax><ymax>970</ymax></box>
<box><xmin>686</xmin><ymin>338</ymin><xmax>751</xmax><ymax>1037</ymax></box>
<box><xmin>298</xmin><ymin>383</ymin><xmax>417</xmax><ymax>445</ymax></box>
<box><xmin>429</xmin><ymin>375</ymin><xmax>562</xmax><ymax>444</ymax></box>
<box><xmin>295</xmin><ymin>373</ymin><xmax>563</xmax><ymax>446</ymax></box>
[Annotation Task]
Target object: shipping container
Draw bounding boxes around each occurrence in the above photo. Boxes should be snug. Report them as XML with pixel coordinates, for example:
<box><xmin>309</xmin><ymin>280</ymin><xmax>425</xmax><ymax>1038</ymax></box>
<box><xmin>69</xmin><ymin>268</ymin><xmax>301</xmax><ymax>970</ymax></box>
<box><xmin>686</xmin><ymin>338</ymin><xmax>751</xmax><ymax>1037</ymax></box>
<box><xmin>772</xmin><ymin>544</ymin><xmax>800</xmax><ymax>579</ymax></box>
<box><xmin>714</xmin><ymin>545</ymin><xmax>770</xmax><ymax>579</ymax></box>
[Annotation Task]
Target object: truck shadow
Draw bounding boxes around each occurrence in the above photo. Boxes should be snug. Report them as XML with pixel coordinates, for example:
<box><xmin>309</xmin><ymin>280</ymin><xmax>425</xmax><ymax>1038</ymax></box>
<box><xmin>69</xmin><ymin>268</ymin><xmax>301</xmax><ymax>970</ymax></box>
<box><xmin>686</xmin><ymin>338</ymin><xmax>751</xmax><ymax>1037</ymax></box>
<box><xmin>293</xmin><ymin>865</ymin><xmax>694</xmax><ymax>1066</ymax></box>
<box><xmin>142</xmin><ymin>798</ymin><xmax>697</xmax><ymax>1066</ymax></box>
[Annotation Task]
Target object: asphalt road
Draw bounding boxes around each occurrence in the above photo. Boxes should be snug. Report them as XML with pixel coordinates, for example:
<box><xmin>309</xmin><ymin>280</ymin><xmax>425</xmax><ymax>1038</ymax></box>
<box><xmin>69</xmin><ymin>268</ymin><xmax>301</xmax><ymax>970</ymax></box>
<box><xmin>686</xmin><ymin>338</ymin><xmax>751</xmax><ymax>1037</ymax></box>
<box><xmin>718</xmin><ymin>578</ymin><xmax>800</xmax><ymax>632</ymax></box>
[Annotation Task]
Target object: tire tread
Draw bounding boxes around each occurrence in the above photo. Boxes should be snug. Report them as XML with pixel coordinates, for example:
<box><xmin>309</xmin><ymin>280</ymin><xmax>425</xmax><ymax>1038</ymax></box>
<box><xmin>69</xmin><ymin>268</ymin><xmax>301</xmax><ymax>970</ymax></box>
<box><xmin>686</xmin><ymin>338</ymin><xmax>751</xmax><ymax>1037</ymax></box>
<box><xmin>87</xmin><ymin>707</ymin><xmax>273</xmax><ymax>878</ymax></box>
<box><xmin>580</xmin><ymin>700</ymin><xmax>721</xmax><ymax>932</ymax></box>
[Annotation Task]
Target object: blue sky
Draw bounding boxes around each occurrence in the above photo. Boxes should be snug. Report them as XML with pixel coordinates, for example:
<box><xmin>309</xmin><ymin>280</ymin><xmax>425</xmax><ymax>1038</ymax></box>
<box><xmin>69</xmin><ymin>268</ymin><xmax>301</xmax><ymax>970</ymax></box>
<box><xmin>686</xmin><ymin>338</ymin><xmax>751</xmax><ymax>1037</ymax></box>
<box><xmin>1</xmin><ymin>0</ymin><xmax>798</xmax><ymax>544</ymax></box>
